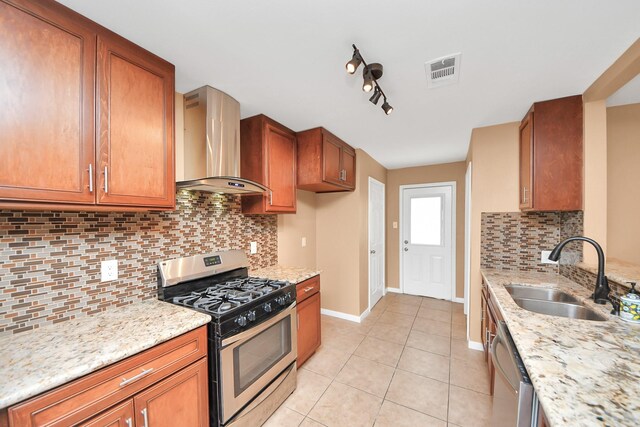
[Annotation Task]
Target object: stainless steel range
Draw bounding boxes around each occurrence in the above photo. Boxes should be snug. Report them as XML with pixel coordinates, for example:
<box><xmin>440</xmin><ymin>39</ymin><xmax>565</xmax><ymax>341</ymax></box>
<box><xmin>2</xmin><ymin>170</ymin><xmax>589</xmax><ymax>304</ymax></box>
<box><xmin>157</xmin><ymin>250</ymin><xmax>297</xmax><ymax>427</ymax></box>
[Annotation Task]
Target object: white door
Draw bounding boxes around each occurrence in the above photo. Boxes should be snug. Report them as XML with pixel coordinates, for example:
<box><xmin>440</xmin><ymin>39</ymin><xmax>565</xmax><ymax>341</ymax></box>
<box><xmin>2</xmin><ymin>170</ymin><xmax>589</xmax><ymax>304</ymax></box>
<box><xmin>401</xmin><ymin>184</ymin><xmax>453</xmax><ymax>300</ymax></box>
<box><xmin>369</xmin><ymin>178</ymin><xmax>385</xmax><ymax>308</ymax></box>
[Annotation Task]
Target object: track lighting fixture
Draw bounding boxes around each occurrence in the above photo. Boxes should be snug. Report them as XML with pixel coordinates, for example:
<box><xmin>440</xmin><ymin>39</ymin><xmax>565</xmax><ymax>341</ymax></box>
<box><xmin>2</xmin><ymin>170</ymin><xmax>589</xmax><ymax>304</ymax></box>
<box><xmin>369</xmin><ymin>87</ymin><xmax>382</xmax><ymax>105</ymax></box>
<box><xmin>346</xmin><ymin>44</ymin><xmax>393</xmax><ymax>115</ymax></box>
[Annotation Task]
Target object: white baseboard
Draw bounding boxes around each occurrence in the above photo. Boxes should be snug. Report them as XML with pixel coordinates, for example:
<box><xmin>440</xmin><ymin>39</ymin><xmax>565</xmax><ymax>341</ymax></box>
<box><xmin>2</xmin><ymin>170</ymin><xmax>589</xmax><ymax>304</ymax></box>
<box><xmin>453</xmin><ymin>297</ymin><xmax>465</xmax><ymax>304</ymax></box>
<box><xmin>468</xmin><ymin>340</ymin><xmax>484</xmax><ymax>351</ymax></box>
<box><xmin>386</xmin><ymin>287</ymin><xmax>402</xmax><ymax>294</ymax></box>
<box><xmin>320</xmin><ymin>308</ymin><xmax>369</xmax><ymax>323</ymax></box>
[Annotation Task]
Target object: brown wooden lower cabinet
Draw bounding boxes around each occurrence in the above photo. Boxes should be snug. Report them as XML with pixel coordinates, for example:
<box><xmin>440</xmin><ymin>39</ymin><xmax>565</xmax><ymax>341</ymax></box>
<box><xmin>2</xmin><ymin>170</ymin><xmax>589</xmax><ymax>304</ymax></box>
<box><xmin>7</xmin><ymin>327</ymin><xmax>208</xmax><ymax>427</ymax></box>
<box><xmin>80</xmin><ymin>400</ymin><xmax>135</xmax><ymax>427</ymax></box>
<box><xmin>296</xmin><ymin>276</ymin><xmax>321</xmax><ymax>367</ymax></box>
<box><xmin>481</xmin><ymin>280</ymin><xmax>503</xmax><ymax>396</ymax></box>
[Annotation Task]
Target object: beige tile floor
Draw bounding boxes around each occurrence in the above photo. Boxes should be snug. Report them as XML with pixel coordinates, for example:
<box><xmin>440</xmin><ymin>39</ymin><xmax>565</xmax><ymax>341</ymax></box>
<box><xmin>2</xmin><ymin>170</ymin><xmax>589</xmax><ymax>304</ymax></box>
<box><xmin>264</xmin><ymin>293</ymin><xmax>492</xmax><ymax>427</ymax></box>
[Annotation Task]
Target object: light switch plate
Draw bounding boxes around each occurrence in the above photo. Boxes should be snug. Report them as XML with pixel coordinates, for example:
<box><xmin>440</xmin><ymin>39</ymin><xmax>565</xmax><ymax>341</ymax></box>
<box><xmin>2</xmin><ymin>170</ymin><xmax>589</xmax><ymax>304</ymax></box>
<box><xmin>301</xmin><ymin>237</ymin><xmax>307</xmax><ymax>247</ymax></box>
<box><xmin>101</xmin><ymin>259</ymin><xmax>118</xmax><ymax>282</ymax></box>
<box><xmin>250</xmin><ymin>242</ymin><xmax>258</xmax><ymax>254</ymax></box>
<box><xmin>540</xmin><ymin>250</ymin><xmax>558</xmax><ymax>265</ymax></box>
<box><xmin>393</xmin><ymin>222</ymin><xmax>398</xmax><ymax>229</ymax></box>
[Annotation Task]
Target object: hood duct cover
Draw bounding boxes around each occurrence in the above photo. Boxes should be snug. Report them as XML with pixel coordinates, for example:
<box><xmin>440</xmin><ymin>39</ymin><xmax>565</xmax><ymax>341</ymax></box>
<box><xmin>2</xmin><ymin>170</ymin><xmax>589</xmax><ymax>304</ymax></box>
<box><xmin>177</xmin><ymin>86</ymin><xmax>268</xmax><ymax>194</ymax></box>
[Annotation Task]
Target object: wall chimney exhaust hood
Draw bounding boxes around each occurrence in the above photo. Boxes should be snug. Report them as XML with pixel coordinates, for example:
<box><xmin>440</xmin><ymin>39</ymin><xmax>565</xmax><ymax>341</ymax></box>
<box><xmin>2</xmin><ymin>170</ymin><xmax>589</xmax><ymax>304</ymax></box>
<box><xmin>176</xmin><ymin>86</ymin><xmax>268</xmax><ymax>194</ymax></box>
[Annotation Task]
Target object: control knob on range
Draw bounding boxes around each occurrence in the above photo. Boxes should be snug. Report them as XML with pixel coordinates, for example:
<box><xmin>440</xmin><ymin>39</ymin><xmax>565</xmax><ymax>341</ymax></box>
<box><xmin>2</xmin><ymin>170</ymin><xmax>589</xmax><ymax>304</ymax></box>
<box><xmin>247</xmin><ymin>310</ymin><xmax>256</xmax><ymax>322</ymax></box>
<box><xmin>276</xmin><ymin>296</ymin><xmax>286</xmax><ymax>306</ymax></box>
<box><xmin>236</xmin><ymin>316</ymin><xmax>248</xmax><ymax>327</ymax></box>
<box><xmin>264</xmin><ymin>303</ymin><xmax>272</xmax><ymax>313</ymax></box>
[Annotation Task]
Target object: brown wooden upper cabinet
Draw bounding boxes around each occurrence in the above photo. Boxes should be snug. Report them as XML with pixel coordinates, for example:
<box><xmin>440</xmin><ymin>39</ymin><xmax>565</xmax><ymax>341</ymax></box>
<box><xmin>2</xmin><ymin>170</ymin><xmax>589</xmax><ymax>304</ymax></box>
<box><xmin>519</xmin><ymin>95</ymin><xmax>583</xmax><ymax>211</ymax></box>
<box><xmin>0</xmin><ymin>0</ymin><xmax>175</xmax><ymax>211</ymax></box>
<box><xmin>240</xmin><ymin>115</ymin><xmax>297</xmax><ymax>214</ymax></box>
<box><xmin>296</xmin><ymin>127</ymin><xmax>356</xmax><ymax>192</ymax></box>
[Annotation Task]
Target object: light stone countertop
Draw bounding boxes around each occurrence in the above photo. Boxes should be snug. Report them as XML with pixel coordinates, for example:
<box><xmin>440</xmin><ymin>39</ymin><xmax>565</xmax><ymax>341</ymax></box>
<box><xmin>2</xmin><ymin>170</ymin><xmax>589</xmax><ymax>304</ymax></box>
<box><xmin>577</xmin><ymin>258</ymin><xmax>640</xmax><ymax>291</ymax></box>
<box><xmin>250</xmin><ymin>265</ymin><xmax>320</xmax><ymax>284</ymax></box>
<box><xmin>482</xmin><ymin>269</ymin><xmax>640</xmax><ymax>427</ymax></box>
<box><xmin>0</xmin><ymin>299</ymin><xmax>210</xmax><ymax>409</ymax></box>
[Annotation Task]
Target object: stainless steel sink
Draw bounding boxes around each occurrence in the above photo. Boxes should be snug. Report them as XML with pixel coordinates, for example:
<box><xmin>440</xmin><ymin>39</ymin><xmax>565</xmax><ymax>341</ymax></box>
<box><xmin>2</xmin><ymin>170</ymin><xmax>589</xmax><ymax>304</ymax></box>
<box><xmin>504</xmin><ymin>284</ymin><xmax>580</xmax><ymax>304</ymax></box>
<box><xmin>511</xmin><ymin>297</ymin><xmax>608</xmax><ymax>321</ymax></box>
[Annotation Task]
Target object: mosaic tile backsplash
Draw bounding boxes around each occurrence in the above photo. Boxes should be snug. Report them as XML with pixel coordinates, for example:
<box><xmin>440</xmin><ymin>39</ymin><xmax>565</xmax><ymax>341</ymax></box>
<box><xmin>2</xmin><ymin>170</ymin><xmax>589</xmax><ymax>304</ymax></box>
<box><xmin>481</xmin><ymin>211</ymin><xmax>583</xmax><ymax>273</ymax></box>
<box><xmin>0</xmin><ymin>191</ymin><xmax>277</xmax><ymax>336</ymax></box>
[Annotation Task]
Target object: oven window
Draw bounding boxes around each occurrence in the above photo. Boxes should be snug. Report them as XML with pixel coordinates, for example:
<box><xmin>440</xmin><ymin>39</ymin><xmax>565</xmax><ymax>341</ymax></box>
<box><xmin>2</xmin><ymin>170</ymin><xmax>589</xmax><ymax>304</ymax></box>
<box><xmin>233</xmin><ymin>316</ymin><xmax>292</xmax><ymax>396</ymax></box>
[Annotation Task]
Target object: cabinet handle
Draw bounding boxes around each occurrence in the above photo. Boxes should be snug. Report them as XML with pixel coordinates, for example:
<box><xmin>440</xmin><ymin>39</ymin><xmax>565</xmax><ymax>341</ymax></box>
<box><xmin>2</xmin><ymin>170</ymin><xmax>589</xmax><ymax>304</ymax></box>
<box><xmin>522</xmin><ymin>187</ymin><xmax>528</xmax><ymax>203</ymax></box>
<box><xmin>297</xmin><ymin>313</ymin><xmax>299</xmax><ymax>330</ymax></box>
<box><xmin>125</xmin><ymin>418</ymin><xmax>132</xmax><ymax>427</ymax></box>
<box><xmin>141</xmin><ymin>408</ymin><xmax>149</xmax><ymax>427</ymax></box>
<box><xmin>343</xmin><ymin>170</ymin><xmax>347</xmax><ymax>181</ymax></box>
<box><xmin>104</xmin><ymin>166</ymin><xmax>109</xmax><ymax>193</ymax></box>
<box><xmin>269</xmin><ymin>190</ymin><xmax>273</xmax><ymax>205</ymax></box>
<box><xmin>304</xmin><ymin>286</ymin><xmax>314</xmax><ymax>293</ymax></box>
<box><xmin>88</xmin><ymin>164</ymin><xmax>93</xmax><ymax>192</ymax></box>
<box><xmin>120</xmin><ymin>367</ymin><xmax>154</xmax><ymax>387</ymax></box>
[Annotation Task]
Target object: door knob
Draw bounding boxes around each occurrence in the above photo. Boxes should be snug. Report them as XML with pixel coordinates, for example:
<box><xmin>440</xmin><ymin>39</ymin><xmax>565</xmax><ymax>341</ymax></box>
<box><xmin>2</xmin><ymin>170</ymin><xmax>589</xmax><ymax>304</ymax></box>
<box><xmin>404</xmin><ymin>240</ymin><xmax>408</xmax><ymax>244</ymax></box>
<box><xmin>370</xmin><ymin>250</ymin><xmax>376</xmax><ymax>254</ymax></box>
<box><xmin>404</xmin><ymin>248</ymin><xmax>408</xmax><ymax>252</ymax></box>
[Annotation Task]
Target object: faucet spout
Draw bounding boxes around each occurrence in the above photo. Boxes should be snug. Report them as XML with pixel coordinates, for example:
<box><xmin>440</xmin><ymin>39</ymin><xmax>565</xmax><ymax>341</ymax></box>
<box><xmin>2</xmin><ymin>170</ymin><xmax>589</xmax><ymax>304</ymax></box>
<box><xmin>548</xmin><ymin>236</ymin><xmax>611</xmax><ymax>305</ymax></box>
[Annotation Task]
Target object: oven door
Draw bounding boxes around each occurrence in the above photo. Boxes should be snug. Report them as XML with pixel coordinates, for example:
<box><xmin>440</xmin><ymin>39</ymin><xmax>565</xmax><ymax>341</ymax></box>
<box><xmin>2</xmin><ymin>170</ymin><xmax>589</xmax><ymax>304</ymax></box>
<box><xmin>219</xmin><ymin>302</ymin><xmax>297</xmax><ymax>424</ymax></box>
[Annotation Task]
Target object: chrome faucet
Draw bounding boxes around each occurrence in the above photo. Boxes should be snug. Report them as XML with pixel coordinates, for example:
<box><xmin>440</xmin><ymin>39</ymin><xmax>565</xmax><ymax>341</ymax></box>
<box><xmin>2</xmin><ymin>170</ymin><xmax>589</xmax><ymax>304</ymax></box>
<box><xmin>548</xmin><ymin>236</ymin><xmax>615</xmax><ymax>310</ymax></box>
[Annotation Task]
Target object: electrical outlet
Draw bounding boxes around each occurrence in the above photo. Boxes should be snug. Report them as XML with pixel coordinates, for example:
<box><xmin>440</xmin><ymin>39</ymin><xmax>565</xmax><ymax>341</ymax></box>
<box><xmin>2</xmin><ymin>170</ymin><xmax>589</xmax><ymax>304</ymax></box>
<box><xmin>101</xmin><ymin>259</ymin><xmax>118</xmax><ymax>281</ymax></box>
<box><xmin>301</xmin><ymin>237</ymin><xmax>307</xmax><ymax>248</ymax></box>
<box><xmin>540</xmin><ymin>250</ymin><xmax>558</xmax><ymax>265</ymax></box>
<box><xmin>250</xmin><ymin>242</ymin><xmax>258</xmax><ymax>254</ymax></box>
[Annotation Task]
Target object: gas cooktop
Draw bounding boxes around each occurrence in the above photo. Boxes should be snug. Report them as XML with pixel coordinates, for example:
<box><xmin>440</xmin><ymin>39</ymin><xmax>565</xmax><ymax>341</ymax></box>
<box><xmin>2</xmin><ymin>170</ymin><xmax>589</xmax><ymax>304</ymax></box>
<box><xmin>172</xmin><ymin>277</ymin><xmax>289</xmax><ymax>315</ymax></box>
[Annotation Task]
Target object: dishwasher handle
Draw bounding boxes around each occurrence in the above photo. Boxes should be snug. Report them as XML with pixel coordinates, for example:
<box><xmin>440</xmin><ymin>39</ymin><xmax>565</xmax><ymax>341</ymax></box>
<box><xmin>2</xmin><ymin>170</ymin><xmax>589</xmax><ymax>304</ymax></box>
<box><xmin>490</xmin><ymin>321</ymin><xmax>521</xmax><ymax>392</ymax></box>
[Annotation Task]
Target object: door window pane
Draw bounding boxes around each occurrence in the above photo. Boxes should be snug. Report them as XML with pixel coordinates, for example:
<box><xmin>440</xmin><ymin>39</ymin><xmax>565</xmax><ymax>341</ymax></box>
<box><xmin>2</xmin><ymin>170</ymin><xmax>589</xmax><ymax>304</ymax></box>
<box><xmin>410</xmin><ymin>196</ymin><xmax>442</xmax><ymax>245</ymax></box>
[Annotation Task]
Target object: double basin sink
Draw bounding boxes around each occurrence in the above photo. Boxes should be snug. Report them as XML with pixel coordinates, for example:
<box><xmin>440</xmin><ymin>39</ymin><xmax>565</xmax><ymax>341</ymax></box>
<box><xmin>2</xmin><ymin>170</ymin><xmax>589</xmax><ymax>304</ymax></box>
<box><xmin>504</xmin><ymin>285</ymin><xmax>607</xmax><ymax>321</ymax></box>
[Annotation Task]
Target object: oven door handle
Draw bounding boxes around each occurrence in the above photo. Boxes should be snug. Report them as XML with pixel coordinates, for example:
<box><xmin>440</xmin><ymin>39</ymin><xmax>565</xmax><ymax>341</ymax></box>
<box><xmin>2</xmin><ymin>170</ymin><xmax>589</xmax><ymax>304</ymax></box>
<box><xmin>221</xmin><ymin>302</ymin><xmax>296</xmax><ymax>347</ymax></box>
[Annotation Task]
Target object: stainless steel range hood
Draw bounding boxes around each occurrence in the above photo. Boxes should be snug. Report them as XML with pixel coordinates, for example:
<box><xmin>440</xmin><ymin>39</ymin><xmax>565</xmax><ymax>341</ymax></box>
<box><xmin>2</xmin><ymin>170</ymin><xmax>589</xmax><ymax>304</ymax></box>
<box><xmin>176</xmin><ymin>86</ymin><xmax>268</xmax><ymax>194</ymax></box>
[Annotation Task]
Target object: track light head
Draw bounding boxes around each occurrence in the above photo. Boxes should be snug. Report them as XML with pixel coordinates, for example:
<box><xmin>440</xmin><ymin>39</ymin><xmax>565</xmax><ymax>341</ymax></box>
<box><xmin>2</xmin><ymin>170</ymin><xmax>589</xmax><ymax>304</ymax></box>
<box><xmin>369</xmin><ymin>87</ymin><xmax>382</xmax><ymax>105</ymax></box>
<box><xmin>382</xmin><ymin>99</ymin><xmax>393</xmax><ymax>115</ymax></box>
<box><xmin>362</xmin><ymin>67</ymin><xmax>375</xmax><ymax>92</ymax></box>
<box><xmin>346</xmin><ymin>50</ymin><xmax>362</xmax><ymax>74</ymax></box>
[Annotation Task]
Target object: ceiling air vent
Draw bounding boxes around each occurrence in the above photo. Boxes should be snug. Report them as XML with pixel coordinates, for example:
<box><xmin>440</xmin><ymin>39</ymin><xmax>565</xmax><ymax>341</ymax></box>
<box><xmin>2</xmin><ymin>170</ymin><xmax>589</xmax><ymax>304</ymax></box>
<box><xmin>425</xmin><ymin>53</ymin><xmax>461</xmax><ymax>88</ymax></box>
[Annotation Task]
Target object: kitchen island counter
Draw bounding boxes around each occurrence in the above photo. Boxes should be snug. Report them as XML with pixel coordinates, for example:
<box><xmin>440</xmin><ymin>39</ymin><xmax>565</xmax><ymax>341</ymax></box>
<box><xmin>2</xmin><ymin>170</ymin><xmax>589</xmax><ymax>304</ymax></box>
<box><xmin>482</xmin><ymin>269</ymin><xmax>640</xmax><ymax>427</ymax></box>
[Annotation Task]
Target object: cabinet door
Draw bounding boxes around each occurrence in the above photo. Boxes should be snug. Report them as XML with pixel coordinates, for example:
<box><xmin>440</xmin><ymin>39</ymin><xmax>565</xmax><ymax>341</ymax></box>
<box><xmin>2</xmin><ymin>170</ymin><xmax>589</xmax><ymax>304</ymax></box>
<box><xmin>481</xmin><ymin>290</ymin><xmax>488</xmax><ymax>361</ymax></box>
<box><xmin>519</xmin><ymin>112</ymin><xmax>534</xmax><ymax>210</ymax></box>
<box><xmin>0</xmin><ymin>0</ymin><xmax>96</xmax><ymax>204</ymax></box>
<box><xmin>322</xmin><ymin>135</ymin><xmax>343</xmax><ymax>186</ymax></box>
<box><xmin>79</xmin><ymin>400</ymin><xmax>134</xmax><ymax>427</ymax></box>
<box><xmin>134</xmin><ymin>358</ymin><xmax>209</xmax><ymax>427</ymax></box>
<box><xmin>341</xmin><ymin>147</ymin><xmax>356</xmax><ymax>190</ymax></box>
<box><xmin>96</xmin><ymin>35</ymin><xmax>175</xmax><ymax>208</ymax></box>
<box><xmin>297</xmin><ymin>292</ymin><xmax>321</xmax><ymax>368</ymax></box>
<box><xmin>264</xmin><ymin>123</ymin><xmax>297</xmax><ymax>213</ymax></box>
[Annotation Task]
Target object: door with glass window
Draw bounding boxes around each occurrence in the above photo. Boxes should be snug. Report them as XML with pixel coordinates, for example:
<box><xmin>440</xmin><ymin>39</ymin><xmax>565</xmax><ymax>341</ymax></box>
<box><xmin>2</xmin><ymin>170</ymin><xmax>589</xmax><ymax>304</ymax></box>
<box><xmin>401</xmin><ymin>185</ymin><xmax>453</xmax><ymax>299</ymax></box>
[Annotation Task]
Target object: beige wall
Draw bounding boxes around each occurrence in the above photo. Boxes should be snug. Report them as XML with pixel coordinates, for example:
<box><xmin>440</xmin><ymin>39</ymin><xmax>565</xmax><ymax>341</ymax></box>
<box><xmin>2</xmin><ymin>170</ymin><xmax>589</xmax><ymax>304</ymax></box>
<box><xmin>385</xmin><ymin>162</ymin><xmax>466</xmax><ymax>299</ymax></box>
<box><xmin>313</xmin><ymin>149</ymin><xmax>387</xmax><ymax>316</ymax></box>
<box><xmin>583</xmin><ymin>100</ymin><xmax>608</xmax><ymax>264</ymax></box>
<box><xmin>607</xmin><ymin>103</ymin><xmax>640</xmax><ymax>265</ymax></box>
<box><xmin>467</xmin><ymin>122</ymin><xmax>520</xmax><ymax>343</ymax></box>
<box><xmin>277</xmin><ymin>190</ymin><xmax>317</xmax><ymax>269</ymax></box>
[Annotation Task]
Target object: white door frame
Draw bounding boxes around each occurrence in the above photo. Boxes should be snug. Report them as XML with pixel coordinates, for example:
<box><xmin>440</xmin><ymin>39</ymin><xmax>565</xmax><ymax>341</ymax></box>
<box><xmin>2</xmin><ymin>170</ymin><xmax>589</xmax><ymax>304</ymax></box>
<box><xmin>399</xmin><ymin>181</ymin><xmax>457</xmax><ymax>301</ymax></box>
<box><xmin>464</xmin><ymin>162</ymin><xmax>472</xmax><ymax>317</ymax></box>
<box><xmin>368</xmin><ymin>177</ymin><xmax>386</xmax><ymax>311</ymax></box>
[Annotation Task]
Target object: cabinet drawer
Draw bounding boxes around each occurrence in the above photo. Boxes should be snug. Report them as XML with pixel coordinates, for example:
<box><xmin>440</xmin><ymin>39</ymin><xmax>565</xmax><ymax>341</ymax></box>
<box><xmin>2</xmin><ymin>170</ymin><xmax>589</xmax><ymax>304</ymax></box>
<box><xmin>296</xmin><ymin>276</ymin><xmax>320</xmax><ymax>303</ymax></box>
<box><xmin>8</xmin><ymin>326</ymin><xmax>207</xmax><ymax>427</ymax></box>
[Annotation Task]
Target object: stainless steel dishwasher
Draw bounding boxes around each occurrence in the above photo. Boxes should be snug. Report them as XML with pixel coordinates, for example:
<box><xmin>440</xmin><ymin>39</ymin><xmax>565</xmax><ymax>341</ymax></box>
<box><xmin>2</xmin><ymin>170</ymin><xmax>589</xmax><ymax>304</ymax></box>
<box><xmin>490</xmin><ymin>321</ymin><xmax>538</xmax><ymax>427</ymax></box>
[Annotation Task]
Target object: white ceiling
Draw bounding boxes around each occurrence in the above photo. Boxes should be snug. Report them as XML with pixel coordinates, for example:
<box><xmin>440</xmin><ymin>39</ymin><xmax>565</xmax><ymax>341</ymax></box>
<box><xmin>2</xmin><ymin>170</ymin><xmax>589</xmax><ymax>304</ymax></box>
<box><xmin>58</xmin><ymin>0</ymin><xmax>640</xmax><ymax>169</ymax></box>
